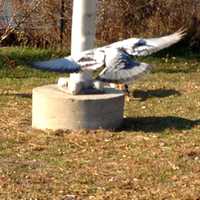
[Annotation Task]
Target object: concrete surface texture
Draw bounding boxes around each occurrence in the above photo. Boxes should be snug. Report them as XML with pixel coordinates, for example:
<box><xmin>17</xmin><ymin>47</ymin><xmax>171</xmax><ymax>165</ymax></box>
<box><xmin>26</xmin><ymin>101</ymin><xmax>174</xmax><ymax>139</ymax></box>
<box><xmin>32</xmin><ymin>84</ymin><xmax>125</xmax><ymax>131</ymax></box>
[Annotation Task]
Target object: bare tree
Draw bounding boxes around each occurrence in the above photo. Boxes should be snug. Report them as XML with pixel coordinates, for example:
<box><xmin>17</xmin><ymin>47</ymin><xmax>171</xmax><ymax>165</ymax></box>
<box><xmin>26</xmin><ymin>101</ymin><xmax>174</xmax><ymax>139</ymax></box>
<box><xmin>0</xmin><ymin>0</ymin><xmax>43</xmax><ymax>45</ymax></box>
<box><xmin>0</xmin><ymin>0</ymin><xmax>200</xmax><ymax>49</ymax></box>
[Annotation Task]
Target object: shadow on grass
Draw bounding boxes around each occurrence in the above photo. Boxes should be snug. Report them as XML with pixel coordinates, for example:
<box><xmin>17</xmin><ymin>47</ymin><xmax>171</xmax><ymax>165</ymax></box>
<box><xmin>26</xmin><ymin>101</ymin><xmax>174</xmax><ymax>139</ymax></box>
<box><xmin>132</xmin><ymin>89</ymin><xmax>181</xmax><ymax>101</ymax></box>
<box><xmin>121</xmin><ymin>116</ymin><xmax>200</xmax><ymax>133</ymax></box>
<box><xmin>0</xmin><ymin>93</ymin><xmax>32</xmax><ymax>98</ymax></box>
<box><xmin>15</xmin><ymin>93</ymin><xmax>32</xmax><ymax>98</ymax></box>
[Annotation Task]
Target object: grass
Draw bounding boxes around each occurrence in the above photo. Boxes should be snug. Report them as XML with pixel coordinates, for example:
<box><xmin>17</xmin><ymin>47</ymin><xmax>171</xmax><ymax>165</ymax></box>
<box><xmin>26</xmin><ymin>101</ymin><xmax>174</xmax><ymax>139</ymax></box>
<box><xmin>0</xmin><ymin>46</ymin><xmax>200</xmax><ymax>200</ymax></box>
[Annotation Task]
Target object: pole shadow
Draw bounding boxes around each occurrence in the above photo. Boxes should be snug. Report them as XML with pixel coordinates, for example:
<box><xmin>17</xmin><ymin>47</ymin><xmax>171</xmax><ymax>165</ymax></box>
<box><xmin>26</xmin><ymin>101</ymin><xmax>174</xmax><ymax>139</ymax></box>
<box><xmin>132</xmin><ymin>89</ymin><xmax>181</xmax><ymax>101</ymax></box>
<box><xmin>121</xmin><ymin>116</ymin><xmax>200</xmax><ymax>133</ymax></box>
<box><xmin>15</xmin><ymin>93</ymin><xmax>32</xmax><ymax>98</ymax></box>
<box><xmin>0</xmin><ymin>92</ymin><xmax>32</xmax><ymax>99</ymax></box>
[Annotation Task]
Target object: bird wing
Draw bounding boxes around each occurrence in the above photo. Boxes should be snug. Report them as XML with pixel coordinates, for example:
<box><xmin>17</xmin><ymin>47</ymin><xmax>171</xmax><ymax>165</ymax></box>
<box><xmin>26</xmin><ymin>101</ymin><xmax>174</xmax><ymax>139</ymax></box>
<box><xmin>96</xmin><ymin>49</ymin><xmax>151</xmax><ymax>83</ymax></box>
<box><xmin>31</xmin><ymin>56</ymin><xmax>81</xmax><ymax>73</ymax></box>
<box><xmin>108</xmin><ymin>29</ymin><xmax>186</xmax><ymax>56</ymax></box>
<box><xmin>31</xmin><ymin>29</ymin><xmax>185</xmax><ymax>73</ymax></box>
<box><xmin>31</xmin><ymin>50</ymin><xmax>106</xmax><ymax>73</ymax></box>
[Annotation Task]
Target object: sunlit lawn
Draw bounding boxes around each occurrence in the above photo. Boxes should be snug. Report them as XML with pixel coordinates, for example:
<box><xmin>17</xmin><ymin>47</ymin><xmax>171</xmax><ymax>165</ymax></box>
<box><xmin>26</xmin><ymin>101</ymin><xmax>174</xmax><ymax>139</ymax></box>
<box><xmin>0</xmin><ymin>46</ymin><xmax>200</xmax><ymax>200</ymax></box>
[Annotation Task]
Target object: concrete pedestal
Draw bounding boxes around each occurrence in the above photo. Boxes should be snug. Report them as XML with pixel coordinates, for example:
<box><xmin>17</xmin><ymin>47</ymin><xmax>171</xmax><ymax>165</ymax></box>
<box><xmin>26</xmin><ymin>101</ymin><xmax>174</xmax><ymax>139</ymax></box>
<box><xmin>32</xmin><ymin>84</ymin><xmax>124</xmax><ymax>131</ymax></box>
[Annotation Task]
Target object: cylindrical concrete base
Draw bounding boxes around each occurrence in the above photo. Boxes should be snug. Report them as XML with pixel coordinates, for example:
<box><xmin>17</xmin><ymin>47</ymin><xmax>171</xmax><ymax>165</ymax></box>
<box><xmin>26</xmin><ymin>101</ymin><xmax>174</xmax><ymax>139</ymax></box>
<box><xmin>32</xmin><ymin>85</ymin><xmax>124</xmax><ymax>131</ymax></box>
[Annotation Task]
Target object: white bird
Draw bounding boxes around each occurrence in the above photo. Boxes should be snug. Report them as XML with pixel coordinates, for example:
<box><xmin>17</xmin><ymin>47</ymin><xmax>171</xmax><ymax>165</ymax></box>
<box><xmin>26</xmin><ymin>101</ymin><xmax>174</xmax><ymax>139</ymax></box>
<box><xmin>32</xmin><ymin>29</ymin><xmax>186</xmax><ymax>95</ymax></box>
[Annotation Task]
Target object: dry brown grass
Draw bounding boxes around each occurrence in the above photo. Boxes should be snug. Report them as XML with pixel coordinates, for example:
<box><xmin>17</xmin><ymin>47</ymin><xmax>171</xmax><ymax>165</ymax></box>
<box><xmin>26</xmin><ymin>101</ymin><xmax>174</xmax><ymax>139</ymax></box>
<box><xmin>0</xmin><ymin>47</ymin><xmax>200</xmax><ymax>199</ymax></box>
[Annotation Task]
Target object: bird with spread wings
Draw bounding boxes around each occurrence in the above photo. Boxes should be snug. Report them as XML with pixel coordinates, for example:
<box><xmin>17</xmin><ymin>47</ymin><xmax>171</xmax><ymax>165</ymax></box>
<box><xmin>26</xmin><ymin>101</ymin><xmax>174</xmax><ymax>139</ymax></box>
<box><xmin>32</xmin><ymin>29</ymin><xmax>186</xmax><ymax>95</ymax></box>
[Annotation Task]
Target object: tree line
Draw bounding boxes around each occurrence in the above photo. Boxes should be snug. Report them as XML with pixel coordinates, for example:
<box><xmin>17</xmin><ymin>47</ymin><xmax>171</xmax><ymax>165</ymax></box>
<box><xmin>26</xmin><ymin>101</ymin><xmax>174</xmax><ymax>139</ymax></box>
<box><xmin>0</xmin><ymin>0</ymin><xmax>199</xmax><ymax>50</ymax></box>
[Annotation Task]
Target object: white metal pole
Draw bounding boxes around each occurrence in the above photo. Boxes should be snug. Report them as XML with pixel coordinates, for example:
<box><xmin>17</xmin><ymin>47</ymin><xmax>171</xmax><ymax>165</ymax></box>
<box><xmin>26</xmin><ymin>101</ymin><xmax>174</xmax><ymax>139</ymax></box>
<box><xmin>68</xmin><ymin>0</ymin><xmax>97</xmax><ymax>94</ymax></box>
<box><xmin>71</xmin><ymin>0</ymin><xmax>97</xmax><ymax>56</ymax></box>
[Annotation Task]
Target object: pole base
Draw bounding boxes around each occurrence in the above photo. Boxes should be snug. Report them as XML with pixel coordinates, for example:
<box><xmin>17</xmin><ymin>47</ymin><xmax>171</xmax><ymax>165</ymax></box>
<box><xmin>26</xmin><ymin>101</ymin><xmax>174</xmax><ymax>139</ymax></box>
<box><xmin>32</xmin><ymin>84</ymin><xmax>124</xmax><ymax>131</ymax></box>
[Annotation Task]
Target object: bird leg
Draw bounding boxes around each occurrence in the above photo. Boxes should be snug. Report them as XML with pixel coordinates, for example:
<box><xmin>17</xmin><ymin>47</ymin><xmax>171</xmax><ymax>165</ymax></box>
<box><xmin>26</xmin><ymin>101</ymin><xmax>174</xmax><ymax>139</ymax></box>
<box><xmin>124</xmin><ymin>84</ymin><xmax>130</xmax><ymax>96</ymax></box>
<box><xmin>115</xmin><ymin>84</ymin><xmax>131</xmax><ymax>101</ymax></box>
<box><xmin>124</xmin><ymin>84</ymin><xmax>131</xmax><ymax>101</ymax></box>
